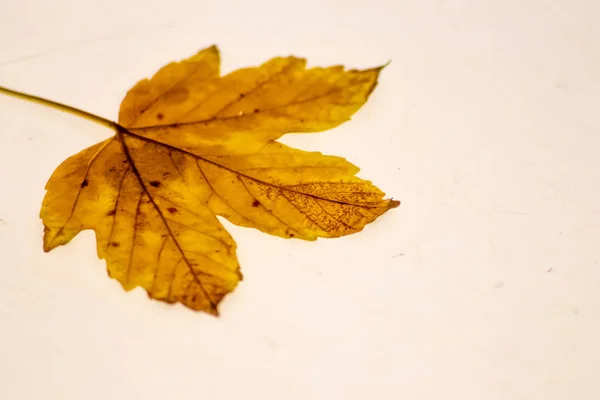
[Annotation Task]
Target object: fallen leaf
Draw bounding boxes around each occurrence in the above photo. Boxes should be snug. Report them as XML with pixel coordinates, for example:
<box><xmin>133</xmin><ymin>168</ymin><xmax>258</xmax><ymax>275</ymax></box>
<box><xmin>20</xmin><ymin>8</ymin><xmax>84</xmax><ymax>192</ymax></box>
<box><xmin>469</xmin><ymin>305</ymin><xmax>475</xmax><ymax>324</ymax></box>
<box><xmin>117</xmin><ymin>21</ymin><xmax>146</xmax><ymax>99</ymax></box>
<box><xmin>2</xmin><ymin>45</ymin><xmax>399</xmax><ymax>315</ymax></box>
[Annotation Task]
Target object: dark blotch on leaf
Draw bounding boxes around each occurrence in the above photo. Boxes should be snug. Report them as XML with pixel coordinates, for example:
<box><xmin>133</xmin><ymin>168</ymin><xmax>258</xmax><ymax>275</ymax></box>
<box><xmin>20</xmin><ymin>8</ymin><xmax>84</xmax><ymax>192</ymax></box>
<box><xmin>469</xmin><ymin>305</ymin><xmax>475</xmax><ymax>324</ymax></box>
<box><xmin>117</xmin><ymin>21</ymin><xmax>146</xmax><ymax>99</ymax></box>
<box><xmin>150</xmin><ymin>180</ymin><xmax>161</xmax><ymax>187</ymax></box>
<box><xmin>252</xmin><ymin>200</ymin><xmax>261</xmax><ymax>207</ymax></box>
<box><xmin>109</xmin><ymin>242</ymin><xmax>120</xmax><ymax>247</ymax></box>
<box><xmin>81</xmin><ymin>179</ymin><xmax>89</xmax><ymax>188</ymax></box>
<box><xmin>107</xmin><ymin>210</ymin><xmax>116</xmax><ymax>216</ymax></box>
<box><xmin>157</xmin><ymin>113</ymin><xmax>164</xmax><ymax>120</ymax></box>
<box><xmin>167</xmin><ymin>207</ymin><xmax>178</xmax><ymax>214</ymax></box>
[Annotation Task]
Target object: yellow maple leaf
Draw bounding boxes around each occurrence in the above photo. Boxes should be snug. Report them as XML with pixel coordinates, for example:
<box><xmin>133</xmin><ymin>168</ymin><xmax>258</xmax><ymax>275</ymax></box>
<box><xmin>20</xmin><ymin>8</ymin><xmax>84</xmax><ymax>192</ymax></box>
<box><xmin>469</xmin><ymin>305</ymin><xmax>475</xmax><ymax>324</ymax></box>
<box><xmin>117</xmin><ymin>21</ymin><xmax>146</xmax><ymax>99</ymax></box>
<box><xmin>0</xmin><ymin>45</ymin><xmax>399</xmax><ymax>315</ymax></box>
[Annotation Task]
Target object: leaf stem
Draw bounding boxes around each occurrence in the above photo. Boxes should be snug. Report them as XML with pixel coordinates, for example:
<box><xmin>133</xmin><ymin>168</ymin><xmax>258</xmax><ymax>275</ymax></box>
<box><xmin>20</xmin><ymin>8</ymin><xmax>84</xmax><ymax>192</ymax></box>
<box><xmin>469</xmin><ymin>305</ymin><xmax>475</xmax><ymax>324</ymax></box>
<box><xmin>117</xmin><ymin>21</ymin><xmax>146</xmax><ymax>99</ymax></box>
<box><xmin>0</xmin><ymin>85</ymin><xmax>118</xmax><ymax>131</ymax></box>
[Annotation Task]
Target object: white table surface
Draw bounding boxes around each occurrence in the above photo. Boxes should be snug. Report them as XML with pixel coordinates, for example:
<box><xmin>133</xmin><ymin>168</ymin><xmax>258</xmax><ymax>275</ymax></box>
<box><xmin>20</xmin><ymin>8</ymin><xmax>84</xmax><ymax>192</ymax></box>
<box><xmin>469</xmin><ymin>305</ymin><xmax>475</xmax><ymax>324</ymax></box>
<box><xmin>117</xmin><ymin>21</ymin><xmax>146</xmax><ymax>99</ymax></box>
<box><xmin>0</xmin><ymin>1</ymin><xmax>598</xmax><ymax>399</ymax></box>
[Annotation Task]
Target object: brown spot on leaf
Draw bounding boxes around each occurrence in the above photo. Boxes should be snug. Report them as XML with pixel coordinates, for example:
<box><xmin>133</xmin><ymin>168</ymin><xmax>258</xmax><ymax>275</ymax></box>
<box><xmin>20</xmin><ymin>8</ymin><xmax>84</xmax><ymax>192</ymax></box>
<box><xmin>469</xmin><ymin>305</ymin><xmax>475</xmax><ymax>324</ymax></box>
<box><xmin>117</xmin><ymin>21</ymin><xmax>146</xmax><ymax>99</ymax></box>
<box><xmin>150</xmin><ymin>180</ymin><xmax>161</xmax><ymax>188</ymax></box>
<box><xmin>157</xmin><ymin>113</ymin><xmax>164</xmax><ymax>120</ymax></box>
<box><xmin>252</xmin><ymin>200</ymin><xmax>261</xmax><ymax>207</ymax></box>
<box><xmin>163</xmin><ymin>87</ymin><xmax>189</xmax><ymax>105</ymax></box>
<box><xmin>254</xmin><ymin>108</ymin><xmax>260</xmax><ymax>113</ymax></box>
<box><xmin>81</xmin><ymin>179</ymin><xmax>89</xmax><ymax>188</ymax></box>
<box><xmin>107</xmin><ymin>209</ymin><xmax>116</xmax><ymax>216</ymax></box>
<box><xmin>109</xmin><ymin>242</ymin><xmax>120</xmax><ymax>247</ymax></box>
<box><xmin>167</xmin><ymin>207</ymin><xmax>178</xmax><ymax>214</ymax></box>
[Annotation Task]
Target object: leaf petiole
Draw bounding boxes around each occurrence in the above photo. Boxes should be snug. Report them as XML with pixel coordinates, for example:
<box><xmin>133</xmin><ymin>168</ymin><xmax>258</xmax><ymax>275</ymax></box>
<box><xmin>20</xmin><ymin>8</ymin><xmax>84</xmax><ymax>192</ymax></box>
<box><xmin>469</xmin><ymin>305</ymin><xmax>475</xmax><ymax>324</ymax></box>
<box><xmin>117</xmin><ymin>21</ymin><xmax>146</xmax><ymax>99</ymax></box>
<box><xmin>0</xmin><ymin>85</ymin><xmax>117</xmax><ymax>131</ymax></box>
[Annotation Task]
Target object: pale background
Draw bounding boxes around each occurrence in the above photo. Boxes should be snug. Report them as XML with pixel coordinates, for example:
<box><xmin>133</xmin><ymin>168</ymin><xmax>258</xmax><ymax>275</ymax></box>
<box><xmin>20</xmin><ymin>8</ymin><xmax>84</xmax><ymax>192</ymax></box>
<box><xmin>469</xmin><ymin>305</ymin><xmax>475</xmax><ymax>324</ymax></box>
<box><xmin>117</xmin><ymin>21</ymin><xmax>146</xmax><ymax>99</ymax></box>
<box><xmin>0</xmin><ymin>1</ymin><xmax>598</xmax><ymax>399</ymax></box>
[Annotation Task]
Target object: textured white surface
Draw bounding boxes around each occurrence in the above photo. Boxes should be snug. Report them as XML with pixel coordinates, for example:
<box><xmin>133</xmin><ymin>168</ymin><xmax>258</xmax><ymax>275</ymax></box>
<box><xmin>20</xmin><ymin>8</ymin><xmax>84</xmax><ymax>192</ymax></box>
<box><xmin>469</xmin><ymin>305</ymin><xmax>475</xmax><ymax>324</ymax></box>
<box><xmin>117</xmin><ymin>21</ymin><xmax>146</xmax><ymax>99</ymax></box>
<box><xmin>0</xmin><ymin>1</ymin><xmax>599</xmax><ymax>399</ymax></box>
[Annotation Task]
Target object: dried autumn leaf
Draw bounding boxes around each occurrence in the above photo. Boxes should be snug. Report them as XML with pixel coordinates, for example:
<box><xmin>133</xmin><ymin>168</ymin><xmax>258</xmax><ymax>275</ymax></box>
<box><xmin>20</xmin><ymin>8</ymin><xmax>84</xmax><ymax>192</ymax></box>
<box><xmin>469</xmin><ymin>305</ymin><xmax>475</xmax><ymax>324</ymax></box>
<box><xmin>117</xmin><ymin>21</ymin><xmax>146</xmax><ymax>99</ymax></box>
<box><xmin>1</xmin><ymin>45</ymin><xmax>399</xmax><ymax>315</ymax></box>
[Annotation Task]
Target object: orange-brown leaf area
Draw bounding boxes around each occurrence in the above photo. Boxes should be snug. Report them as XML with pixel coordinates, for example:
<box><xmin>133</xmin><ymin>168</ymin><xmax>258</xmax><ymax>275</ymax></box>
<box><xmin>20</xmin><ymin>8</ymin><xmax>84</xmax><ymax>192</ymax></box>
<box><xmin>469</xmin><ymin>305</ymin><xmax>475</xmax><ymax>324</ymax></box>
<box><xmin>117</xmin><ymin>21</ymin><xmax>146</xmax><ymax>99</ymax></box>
<box><xmin>40</xmin><ymin>45</ymin><xmax>399</xmax><ymax>315</ymax></box>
